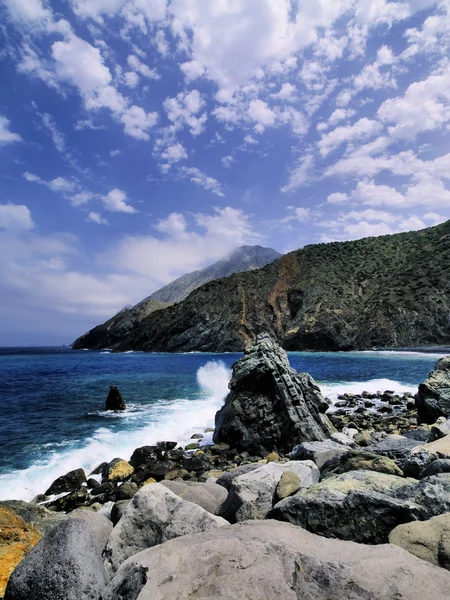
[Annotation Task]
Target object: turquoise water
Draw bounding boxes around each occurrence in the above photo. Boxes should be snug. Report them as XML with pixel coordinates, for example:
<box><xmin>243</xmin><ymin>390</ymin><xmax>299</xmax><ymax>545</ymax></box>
<box><xmin>0</xmin><ymin>347</ymin><xmax>447</xmax><ymax>501</ymax></box>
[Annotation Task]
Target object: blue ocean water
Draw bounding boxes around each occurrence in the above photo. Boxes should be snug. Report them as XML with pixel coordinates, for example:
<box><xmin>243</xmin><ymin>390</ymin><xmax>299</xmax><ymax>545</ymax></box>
<box><xmin>0</xmin><ymin>347</ymin><xmax>448</xmax><ymax>501</ymax></box>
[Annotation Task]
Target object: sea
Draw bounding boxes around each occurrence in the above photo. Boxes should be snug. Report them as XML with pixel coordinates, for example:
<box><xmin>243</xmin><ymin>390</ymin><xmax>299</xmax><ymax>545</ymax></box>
<box><xmin>0</xmin><ymin>346</ymin><xmax>448</xmax><ymax>502</ymax></box>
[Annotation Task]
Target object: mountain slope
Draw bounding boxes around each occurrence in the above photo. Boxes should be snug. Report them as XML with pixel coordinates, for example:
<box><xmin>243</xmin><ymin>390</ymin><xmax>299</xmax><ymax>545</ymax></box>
<box><xmin>72</xmin><ymin>245</ymin><xmax>281</xmax><ymax>350</ymax></box>
<box><xmin>114</xmin><ymin>221</ymin><xmax>450</xmax><ymax>353</ymax></box>
<box><xmin>148</xmin><ymin>245</ymin><xmax>281</xmax><ymax>303</ymax></box>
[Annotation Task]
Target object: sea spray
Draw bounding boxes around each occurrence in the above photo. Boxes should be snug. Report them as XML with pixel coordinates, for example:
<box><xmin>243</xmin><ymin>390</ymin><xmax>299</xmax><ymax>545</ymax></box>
<box><xmin>0</xmin><ymin>360</ymin><xmax>231</xmax><ymax>502</ymax></box>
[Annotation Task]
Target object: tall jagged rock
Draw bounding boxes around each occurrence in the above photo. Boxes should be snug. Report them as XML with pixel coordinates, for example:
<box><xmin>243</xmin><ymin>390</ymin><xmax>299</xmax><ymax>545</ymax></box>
<box><xmin>213</xmin><ymin>334</ymin><xmax>334</xmax><ymax>454</ymax></box>
<box><xmin>105</xmin><ymin>386</ymin><xmax>126</xmax><ymax>411</ymax></box>
<box><xmin>416</xmin><ymin>357</ymin><xmax>450</xmax><ymax>424</ymax></box>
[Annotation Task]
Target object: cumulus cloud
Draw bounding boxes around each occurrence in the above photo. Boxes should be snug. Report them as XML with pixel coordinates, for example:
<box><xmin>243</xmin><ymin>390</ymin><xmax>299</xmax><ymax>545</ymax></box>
<box><xmin>87</xmin><ymin>211</ymin><xmax>108</xmax><ymax>224</ymax></box>
<box><xmin>180</xmin><ymin>167</ymin><xmax>225</xmax><ymax>197</ymax></box>
<box><xmin>0</xmin><ymin>204</ymin><xmax>34</xmax><ymax>231</ymax></box>
<box><xmin>163</xmin><ymin>90</ymin><xmax>207</xmax><ymax>136</ymax></box>
<box><xmin>0</xmin><ymin>116</ymin><xmax>22</xmax><ymax>144</ymax></box>
<box><xmin>102</xmin><ymin>189</ymin><xmax>136</xmax><ymax>213</ymax></box>
<box><xmin>318</xmin><ymin>118</ymin><xmax>383</xmax><ymax>156</ymax></box>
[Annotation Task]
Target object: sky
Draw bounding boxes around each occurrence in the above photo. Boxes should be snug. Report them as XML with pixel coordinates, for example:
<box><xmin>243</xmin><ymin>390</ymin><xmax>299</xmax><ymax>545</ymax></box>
<box><xmin>1</xmin><ymin>0</ymin><xmax>450</xmax><ymax>345</ymax></box>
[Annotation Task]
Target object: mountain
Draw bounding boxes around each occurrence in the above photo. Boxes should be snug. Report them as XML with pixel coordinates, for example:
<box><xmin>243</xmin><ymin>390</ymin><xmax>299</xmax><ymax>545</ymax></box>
<box><xmin>148</xmin><ymin>245</ymin><xmax>282</xmax><ymax>304</ymax></box>
<box><xmin>112</xmin><ymin>221</ymin><xmax>450</xmax><ymax>353</ymax></box>
<box><xmin>72</xmin><ymin>245</ymin><xmax>281</xmax><ymax>350</ymax></box>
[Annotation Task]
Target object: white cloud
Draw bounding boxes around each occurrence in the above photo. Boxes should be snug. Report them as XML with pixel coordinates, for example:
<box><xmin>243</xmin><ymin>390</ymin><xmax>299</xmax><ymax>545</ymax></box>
<box><xmin>221</xmin><ymin>155</ymin><xmax>235</xmax><ymax>169</ymax></box>
<box><xmin>48</xmin><ymin>177</ymin><xmax>75</xmax><ymax>192</ymax></box>
<box><xmin>69</xmin><ymin>191</ymin><xmax>94</xmax><ymax>206</ymax></box>
<box><xmin>180</xmin><ymin>167</ymin><xmax>225</xmax><ymax>197</ymax></box>
<box><xmin>248</xmin><ymin>99</ymin><xmax>277</xmax><ymax>129</ymax></box>
<box><xmin>87</xmin><ymin>211</ymin><xmax>108</xmax><ymax>224</ymax></box>
<box><xmin>327</xmin><ymin>191</ymin><xmax>349</xmax><ymax>204</ymax></box>
<box><xmin>244</xmin><ymin>135</ymin><xmax>258</xmax><ymax>145</ymax></box>
<box><xmin>124</xmin><ymin>71</ymin><xmax>140</xmax><ymax>88</ymax></box>
<box><xmin>4</xmin><ymin>0</ymin><xmax>52</xmax><ymax>23</ymax></box>
<box><xmin>102</xmin><ymin>189</ymin><xmax>136</xmax><ymax>213</ymax></box>
<box><xmin>127</xmin><ymin>54</ymin><xmax>159</xmax><ymax>80</ymax></box>
<box><xmin>0</xmin><ymin>204</ymin><xmax>34</xmax><ymax>231</ymax></box>
<box><xmin>163</xmin><ymin>90</ymin><xmax>207</xmax><ymax>136</ymax></box>
<box><xmin>0</xmin><ymin>116</ymin><xmax>22</xmax><ymax>144</ymax></box>
<box><xmin>160</xmin><ymin>143</ymin><xmax>188</xmax><ymax>164</ymax></box>
<box><xmin>327</xmin><ymin>108</ymin><xmax>356</xmax><ymax>128</ymax></box>
<box><xmin>38</xmin><ymin>112</ymin><xmax>65</xmax><ymax>152</ymax></box>
<box><xmin>318</xmin><ymin>118</ymin><xmax>383</xmax><ymax>156</ymax></box>
<box><xmin>271</xmin><ymin>83</ymin><xmax>297</xmax><ymax>101</ymax></box>
<box><xmin>110</xmin><ymin>149</ymin><xmax>121</xmax><ymax>156</ymax></box>
<box><xmin>121</xmin><ymin>105</ymin><xmax>158</xmax><ymax>140</ymax></box>
<box><xmin>281</xmin><ymin>154</ymin><xmax>314</xmax><ymax>193</ymax></box>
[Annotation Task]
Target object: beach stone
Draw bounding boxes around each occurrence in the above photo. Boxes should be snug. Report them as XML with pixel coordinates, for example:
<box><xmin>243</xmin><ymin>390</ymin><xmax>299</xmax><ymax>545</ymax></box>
<box><xmin>102</xmin><ymin>458</ymin><xmax>134</xmax><ymax>482</ymax></box>
<box><xmin>290</xmin><ymin>440</ymin><xmax>350</xmax><ymax>468</ymax></box>
<box><xmin>265</xmin><ymin>452</ymin><xmax>280</xmax><ymax>462</ymax></box>
<box><xmin>420</xmin><ymin>459</ymin><xmax>450</xmax><ymax>478</ymax></box>
<box><xmin>416</xmin><ymin>357</ymin><xmax>450</xmax><ymax>423</ymax></box>
<box><xmin>103</xmin><ymin>483</ymin><xmax>227</xmax><ymax>574</ymax></box>
<box><xmin>320</xmin><ymin>450</ymin><xmax>404</xmax><ymax>478</ymax></box>
<box><xmin>213</xmin><ymin>334</ymin><xmax>334</xmax><ymax>454</ymax></box>
<box><xmin>141</xmin><ymin>477</ymin><xmax>157</xmax><ymax>485</ymax></box>
<box><xmin>68</xmin><ymin>509</ymin><xmax>113</xmax><ymax>552</ymax></box>
<box><xmin>270</xmin><ymin>470</ymin><xmax>421</xmax><ymax>544</ymax></box>
<box><xmin>394</xmin><ymin>474</ymin><xmax>450</xmax><ymax>519</ymax></box>
<box><xmin>44</xmin><ymin>468</ymin><xmax>87</xmax><ymax>496</ymax></box>
<box><xmin>111</xmin><ymin>500</ymin><xmax>130</xmax><ymax>526</ymax></box>
<box><xmin>276</xmin><ymin>471</ymin><xmax>301</xmax><ymax>500</ymax></box>
<box><xmin>429</xmin><ymin>418</ymin><xmax>450</xmax><ymax>441</ymax></box>
<box><xmin>354</xmin><ymin>430</ymin><xmax>371</xmax><ymax>446</ymax></box>
<box><xmin>156</xmin><ymin>441</ymin><xmax>177</xmax><ymax>452</ymax></box>
<box><xmin>223</xmin><ymin>460</ymin><xmax>319</xmax><ymax>522</ymax></box>
<box><xmin>161</xmin><ymin>481</ymin><xmax>228</xmax><ymax>515</ymax></box>
<box><xmin>105</xmin><ymin>385</ymin><xmax>126</xmax><ymax>411</ymax></box>
<box><xmin>4</xmin><ymin>519</ymin><xmax>107</xmax><ymax>600</ymax></box>
<box><xmin>86</xmin><ymin>478</ymin><xmax>100</xmax><ymax>489</ymax></box>
<box><xmin>0</xmin><ymin>507</ymin><xmax>40</xmax><ymax>597</ymax></box>
<box><xmin>128</xmin><ymin>445</ymin><xmax>159</xmax><ymax>468</ymax></box>
<box><xmin>164</xmin><ymin>469</ymin><xmax>190</xmax><ymax>480</ymax></box>
<box><xmin>115</xmin><ymin>482</ymin><xmax>138</xmax><ymax>500</ymax></box>
<box><xmin>0</xmin><ymin>501</ymin><xmax>67</xmax><ymax>538</ymax></box>
<box><xmin>215</xmin><ymin>464</ymin><xmax>260</xmax><ymax>491</ymax></box>
<box><xmin>46</xmin><ymin>487</ymin><xmax>88</xmax><ymax>512</ymax></box>
<box><xmin>185</xmin><ymin>443</ymin><xmax>200</xmax><ymax>450</ymax></box>
<box><xmin>365</xmin><ymin>434</ymin><xmax>421</xmax><ymax>468</ymax></box>
<box><xmin>90</xmin><ymin>462</ymin><xmax>107</xmax><ymax>476</ymax></box>
<box><xmin>390</xmin><ymin>513</ymin><xmax>450</xmax><ymax>569</ymax></box>
<box><xmin>404</xmin><ymin>449</ymin><xmax>438</xmax><ymax>478</ymax></box>
<box><xmin>101</xmin><ymin>520</ymin><xmax>450</xmax><ymax>600</ymax></box>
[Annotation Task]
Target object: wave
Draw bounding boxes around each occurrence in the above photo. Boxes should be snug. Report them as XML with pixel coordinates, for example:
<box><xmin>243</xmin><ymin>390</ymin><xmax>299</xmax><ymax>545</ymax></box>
<box><xmin>356</xmin><ymin>350</ymin><xmax>449</xmax><ymax>360</ymax></box>
<box><xmin>0</xmin><ymin>360</ymin><xmax>230</xmax><ymax>502</ymax></box>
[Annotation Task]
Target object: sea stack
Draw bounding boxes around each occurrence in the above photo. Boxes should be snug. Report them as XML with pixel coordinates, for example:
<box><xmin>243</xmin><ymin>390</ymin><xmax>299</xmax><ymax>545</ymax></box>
<box><xmin>213</xmin><ymin>333</ymin><xmax>334</xmax><ymax>454</ymax></box>
<box><xmin>105</xmin><ymin>386</ymin><xmax>126</xmax><ymax>411</ymax></box>
<box><xmin>415</xmin><ymin>357</ymin><xmax>450</xmax><ymax>424</ymax></box>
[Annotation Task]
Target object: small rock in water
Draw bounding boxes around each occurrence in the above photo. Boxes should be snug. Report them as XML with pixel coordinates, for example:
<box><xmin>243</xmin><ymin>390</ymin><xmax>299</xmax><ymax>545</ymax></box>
<box><xmin>105</xmin><ymin>385</ymin><xmax>126</xmax><ymax>411</ymax></box>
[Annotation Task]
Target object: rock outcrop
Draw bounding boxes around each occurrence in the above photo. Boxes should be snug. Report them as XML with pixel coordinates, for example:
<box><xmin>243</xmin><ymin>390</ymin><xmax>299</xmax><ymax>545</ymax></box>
<box><xmin>213</xmin><ymin>334</ymin><xmax>334</xmax><ymax>454</ymax></box>
<box><xmin>109</xmin><ymin>220</ymin><xmax>450</xmax><ymax>352</ymax></box>
<box><xmin>102</xmin><ymin>520</ymin><xmax>450</xmax><ymax>600</ymax></box>
<box><xmin>416</xmin><ymin>357</ymin><xmax>450</xmax><ymax>423</ymax></box>
<box><xmin>105</xmin><ymin>386</ymin><xmax>126</xmax><ymax>411</ymax></box>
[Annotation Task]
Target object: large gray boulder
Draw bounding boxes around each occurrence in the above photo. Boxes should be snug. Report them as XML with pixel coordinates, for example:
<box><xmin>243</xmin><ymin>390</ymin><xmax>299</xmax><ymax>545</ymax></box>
<box><xmin>416</xmin><ymin>357</ymin><xmax>450</xmax><ymax>423</ymax></box>
<box><xmin>68</xmin><ymin>508</ymin><xmax>113</xmax><ymax>552</ymax></box>
<box><xmin>103</xmin><ymin>483</ymin><xmax>227</xmax><ymax>574</ymax></box>
<box><xmin>389</xmin><ymin>513</ymin><xmax>450</xmax><ymax>569</ymax></box>
<box><xmin>364</xmin><ymin>434</ymin><xmax>421</xmax><ymax>469</ymax></box>
<box><xmin>213</xmin><ymin>334</ymin><xmax>334</xmax><ymax>454</ymax></box>
<box><xmin>5</xmin><ymin>519</ymin><xmax>107</xmax><ymax>600</ymax></box>
<box><xmin>102</xmin><ymin>520</ymin><xmax>450</xmax><ymax>600</ymax></box>
<box><xmin>290</xmin><ymin>440</ymin><xmax>350</xmax><ymax>468</ymax></box>
<box><xmin>222</xmin><ymin>460</ymin><xmax>319</xmax><ymax>522</ymax></box>
<box><xmin>160</xmin><ymin>480</ymin><xmax>228</xmax><ymax>515</ymax></box>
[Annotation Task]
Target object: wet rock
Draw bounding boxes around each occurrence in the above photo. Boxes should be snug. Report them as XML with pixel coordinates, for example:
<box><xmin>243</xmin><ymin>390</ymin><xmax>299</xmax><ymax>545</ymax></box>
<box><xmin>390</xmin><ymin>513</ymin><xmax>450</xmax><ymax>569</ymax></box>
<box><xmin>290</xmin><ymin>440</ymin><xmax>349</xmax><ymax>468</ymax></box>
<box><xmin>156</xmin><ymin>441</ymin><xmax>177</xmax><ymax>452</ymax></box>
<box><xmin>420</xmin><ymin>458</ymin><xmax>450</xmax><ymax>478</ymax></box>
<box><xmin>416</xmin><ymin>357</ymin><xmax>450</xmax><ymax>424</ymax></box>
<box><xmin>103</xmin><ymin>483</ymin><xmax>227</xmax><ymax>575</ymax></box>
<box><xmin>44</xmin><ymin>468</ymin><xmax>87</xmax><ymax>496</ymax></box>
<box><xmin>222</xmin><ymin>460</ymin><xmax>319</xmax><ymax>523</ymax></box>
<box><xmin>129</xmin><ymin>445</ymin><xmax>159</xmax><ymax>469</ymax></box>
<box><xmin>105</xmin><ymin>385</ymin><xmax>126</xmax><ymax>411</ymax></box>
<box><xmin>46</xmin><ymin>487</ymin><xmax>89</xmax><ymax>513</ymax></box>
<box><xmin>86</xmin><ymin>478</ymin><xmax>100</xmax><ymax>489</ymax></box>
<box><xmin>0</xmin><ymin>507</ymin><xmax>40</xmax><ymax>597</ymax></box>
<box><xmin>102</xmin><ymin>458</ymin><xmax>134</xmax><ymax>483</ymax></box>
<box><xmin>115</xmin><ymin>482</ymin><xmax>139</xmax><ymax>501</ymax></box>
<box><xmin>213</xmin><ymin>334</ymin><xmax>334</xmax><ymax>454</ymax></box>
<box><xmin>4</xmin><ymin>519</ymin><xmax>107</xmax><ymax>600</ymax></box>
<box><xmin>403</xmin><ymin>449</ymin><xmax>438</xmax><ymax>478</ymax></box>
<box><xmin>320</xmin><ymin>450</ymin><xmax>404</xmax><ymax>478</ymax></box>
<box><xmin>101</xmin><ymin>520</ymin><xmax>450</xmax><ymax>600</ymax></box>
<box><xmin>185</xmin><ymin>443</ymin><xmax>199</xmax><ymax>451</ymax></box>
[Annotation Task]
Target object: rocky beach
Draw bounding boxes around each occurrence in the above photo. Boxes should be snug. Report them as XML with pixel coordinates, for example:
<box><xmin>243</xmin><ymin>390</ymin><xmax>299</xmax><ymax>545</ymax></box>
<box><xmin>2</xmin><ymin>335</ymin><xmax>450</xmax><ymax>599</ymax></box>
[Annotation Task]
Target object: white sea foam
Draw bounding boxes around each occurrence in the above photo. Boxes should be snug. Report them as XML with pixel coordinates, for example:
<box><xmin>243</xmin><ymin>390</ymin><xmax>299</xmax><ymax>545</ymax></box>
<box><xmin>320</xmin><ymin>378</ymin><xmax>417</xmax><ymax>405</ymax></box>
<box><xmin>0</xmin><ymin>361</ymin><xmax>230</xmax><ymax>502</ymax></box>
<box><xmin>357</xmin><ymin>350</ymin><xmax>449</xmax><ymax>360</ymax></box>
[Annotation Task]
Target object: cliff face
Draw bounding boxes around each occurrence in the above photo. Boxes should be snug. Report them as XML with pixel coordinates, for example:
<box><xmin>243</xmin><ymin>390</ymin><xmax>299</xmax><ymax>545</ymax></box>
<box><xmin>114</xmin><ymin>221</ymin><xmax>450</xmax><ymax>352</ymax></box>
<box><xmin>72</xmin><ymin>245</ymin><xmax>281</xmax><ymax>350</ymax></box>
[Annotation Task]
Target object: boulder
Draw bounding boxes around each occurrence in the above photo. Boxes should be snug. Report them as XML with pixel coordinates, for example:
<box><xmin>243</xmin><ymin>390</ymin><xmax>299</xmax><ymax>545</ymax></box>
<box><xmin>44</xmin><ymin>468</ymin><xmax>87</xmax><ymax>496</ymax></box>
<box><xmin>115</xmin><ymin>481</ymin><xmax>138</xmax><ymax>500</ymax></box>
<box><xmin>429</xmin><ymin>417</ymin><xmax>450</xmax><ymax>441</ymax></box>
<box><xmin>270</xmin><ymin>470</ymin><xmax>421</xmax><ymax>544</ymax></box>
<box><xmin>213</xmin><ymin>334</ymin><xmax>334</xmax><ymax>454</ymax></box>
<box><xmin>67</xmin><ymin>509</ymin><xmax>113</xmax><ymax>552</ymax></box>
<box><xmin>320</xmin><ymin>450</ymin><xmax>404</xmax><ymax>478</ymax></box>
<box><xmin>128</xmin><ymin>445</ymin><xmax>159</xmax><ymax>468</ymax></box>
<box><xmin>4</xmin><ymin>519</ymin><xmax>107</xmax><ymax>600</ymax></box>
<box><xmin>410</xmin><ymin>435</ymin><xmax>450</xmax><ymax>460</ymax></box>
<box><xmin>394</xmin><ymin>474</ymin><xmax>450</xmax><ymax>519</ymax></box>
<box><xmin>222</xmin><ymin>460</ymin><xmax>319</xmax><ymax>523</ymax></box>
<box><xmin>105</xmin><ymin>385</ymin><xmax>126</xmax><ymax>411</ymax></box>
<box><xmin>101</xmin><ymin>520</ymin><xmax>450</xmax><ymax>600</ymax></box>
<box><xmin>0</xmin><ymin>507</ymin><xmax>40</xmax><ymax>597</ymax></box>
<box><xmin>290</xmin><ymin>440</ymin><xmax>350</xmax><ymax>468</ymax></box>
<box><xmin>160</xmin><ymin>480</ymin><xmax>228</xmax><ymax>515</ymax></box>
<box><xmin>389</xmin><ymin>513</ymin><xmax>450</xmax><ymax>569</ymax></box>
<box><xmin>46</xmin><ymin>487</ymin><xmax>88</xmax><ymax>512</ymax></box>
<box><xmin>103</xmin><ymin>483</ymin><xmax>227</xmax><ymax>574</ymax></box>
<box><xmin>416</xmin><ymin>357</ymin><xmax>450</xmax><ymax>423</ymax></box>
<box><xmin>0</xmin><ymin>501</ymin><xmax>67</xmax><ymax>538</ymax></box>
<box><xmin>276</xmin><ymin>471</ymin><xmax>301</xmax><ymax>500</ymax></box>
<box><xmin>365</xmin><ymin>434</ymin><xmax>421</xmax><ymax>468</ymax></box>
<box><xmin>102</xmin><ymin>458</ymin><xmax>134</xmax><ymax>483</ymax></box>
<box><xmin>420</xmin><ymin>459</ymin><xmax>450</xmax><ymax>478</ymax></box>
<box><xmin>215</xmin><ymin>464</ymin><xmax>260</xmax><ymax>491</ymax></box>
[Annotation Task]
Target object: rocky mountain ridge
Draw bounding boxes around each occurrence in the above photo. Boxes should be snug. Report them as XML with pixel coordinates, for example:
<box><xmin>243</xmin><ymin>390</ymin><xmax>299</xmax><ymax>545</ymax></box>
<box><xmin>113</xmin><ymin>220</ymin><xmax>450</xmax><ymax>352</ymax></box>
<box><xmin>73</xmin><ymin>245</ymin><xmax>280</xmax><ymax>350</ymax></box>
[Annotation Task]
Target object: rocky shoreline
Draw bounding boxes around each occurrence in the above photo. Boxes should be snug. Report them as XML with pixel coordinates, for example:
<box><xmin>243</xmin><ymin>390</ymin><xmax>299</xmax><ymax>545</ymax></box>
<box><xmin>2</xmin><ymin>335</ymin><xmax>450</xmax><ymax>598</ymax></box>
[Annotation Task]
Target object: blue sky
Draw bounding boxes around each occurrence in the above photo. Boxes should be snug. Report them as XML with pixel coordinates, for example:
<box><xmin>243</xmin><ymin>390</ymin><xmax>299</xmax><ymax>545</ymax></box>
<box><xmin>1</xmin><ymin>0</ymin><xmax>450</xmax><ymax>345</ymax></box>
